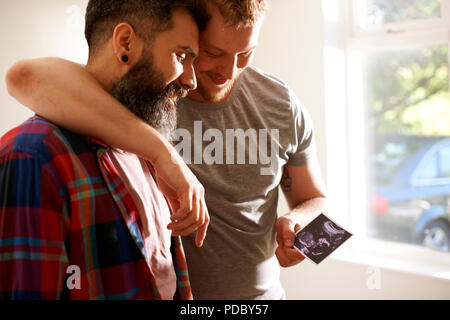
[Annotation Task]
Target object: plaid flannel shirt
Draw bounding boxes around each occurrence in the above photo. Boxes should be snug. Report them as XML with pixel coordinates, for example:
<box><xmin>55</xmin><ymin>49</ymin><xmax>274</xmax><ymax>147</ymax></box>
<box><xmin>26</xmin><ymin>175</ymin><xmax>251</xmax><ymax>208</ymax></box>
<box><xmin>0</xmin><ymin>116</ymin><xmax>192</xmax><ymax>300</ymax></box>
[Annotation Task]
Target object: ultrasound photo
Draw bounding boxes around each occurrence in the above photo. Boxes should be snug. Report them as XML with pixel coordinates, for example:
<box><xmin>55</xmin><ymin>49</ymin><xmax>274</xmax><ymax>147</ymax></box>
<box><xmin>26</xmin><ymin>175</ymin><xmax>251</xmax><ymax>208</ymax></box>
<box><xmin>294</xmin><ymin>213</ymin><xmax>352</xmax><ymax>264</ymax></box>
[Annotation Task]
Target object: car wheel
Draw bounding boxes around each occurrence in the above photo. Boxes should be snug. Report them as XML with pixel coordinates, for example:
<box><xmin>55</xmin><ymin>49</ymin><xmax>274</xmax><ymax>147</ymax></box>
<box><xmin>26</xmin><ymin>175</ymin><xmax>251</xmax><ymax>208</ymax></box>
<box><xmin>421</xmin><ymin>220</ymin><xmax>450</xmax><ymax>252</ymax></box>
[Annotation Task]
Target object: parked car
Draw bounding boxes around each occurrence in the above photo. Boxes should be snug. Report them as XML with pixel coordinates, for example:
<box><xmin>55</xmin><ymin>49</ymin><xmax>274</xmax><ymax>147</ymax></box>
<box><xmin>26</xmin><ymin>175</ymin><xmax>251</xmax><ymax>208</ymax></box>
<box><xmin>369</xmin><ymin>135</ymin><xmax>450</xmax><ymax>252</ymax></box>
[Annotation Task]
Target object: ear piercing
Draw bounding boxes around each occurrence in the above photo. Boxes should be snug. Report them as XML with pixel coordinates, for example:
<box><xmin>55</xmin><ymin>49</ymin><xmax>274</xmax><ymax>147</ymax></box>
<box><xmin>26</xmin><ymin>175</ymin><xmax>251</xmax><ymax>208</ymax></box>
<box><xmin>121</xmin><ymin>55</ymin><xmax>129</xmax><ymax>63</ymax></box>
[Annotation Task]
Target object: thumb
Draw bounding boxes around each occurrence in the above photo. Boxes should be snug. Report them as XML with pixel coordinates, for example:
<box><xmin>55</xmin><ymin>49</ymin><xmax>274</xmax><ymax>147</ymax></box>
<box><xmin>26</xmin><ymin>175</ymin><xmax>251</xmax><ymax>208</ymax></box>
<box><xmin>172</xmin><ymin>192</ymin><xmax>192</xmax><ymax>221</ymax></box>
<box><xmin>283</xmin><ymin>220</ymin><xmax>300</xmax><ymax>248</ymax></box>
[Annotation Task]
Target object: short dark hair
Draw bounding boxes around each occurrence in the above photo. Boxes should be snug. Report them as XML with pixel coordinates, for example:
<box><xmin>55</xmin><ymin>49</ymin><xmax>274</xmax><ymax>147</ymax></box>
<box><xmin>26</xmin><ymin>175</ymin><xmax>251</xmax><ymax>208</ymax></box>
<box><xmin>85</xmin><ymin>0</ymin><xmax>209</xmax><ymax>55</ymax></box>
<box><xmin>210</xmin><ymin>0</ymin><xmax>267</xmax><ymax>28</ymax></box>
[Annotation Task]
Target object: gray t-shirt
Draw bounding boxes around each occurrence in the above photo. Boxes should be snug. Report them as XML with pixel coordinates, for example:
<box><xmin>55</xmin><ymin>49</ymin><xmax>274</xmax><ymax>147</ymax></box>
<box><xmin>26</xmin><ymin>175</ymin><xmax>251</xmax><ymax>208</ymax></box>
<box><xmin>173</xmin><ymin>65</ymin><xmax>316</xmax><ymax>299</ymax></box>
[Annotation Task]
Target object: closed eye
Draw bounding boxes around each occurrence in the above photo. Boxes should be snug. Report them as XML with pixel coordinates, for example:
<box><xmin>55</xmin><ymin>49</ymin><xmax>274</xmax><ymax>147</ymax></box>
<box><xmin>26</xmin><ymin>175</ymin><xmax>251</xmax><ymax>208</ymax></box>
<box><xmin>240</xmin><ymin>50</ymin><xmax>254</xmax><ymax>58</ymax></box>
<box><xmin>177</xmin><ymin>53</ymin><xmax>187</xmax><ymax>63</ymax></box>
<box><xmin>205</xmin><ymin>50</ymin><xmax>221</xmax><ymax>58</ymax></box>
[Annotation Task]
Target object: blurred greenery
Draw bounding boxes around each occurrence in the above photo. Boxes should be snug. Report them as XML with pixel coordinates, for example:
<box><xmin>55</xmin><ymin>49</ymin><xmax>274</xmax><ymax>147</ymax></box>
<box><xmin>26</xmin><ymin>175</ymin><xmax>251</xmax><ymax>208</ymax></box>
<box><xmin>364</xmin><ymin>0</ymin><xmax>449</xmax><ymax>137</ymax></box>
<box><xmin>366</xmin><ymin>0</ymin><xmax>441</xmax><ymax>25</ymax></box>
<box><xmin>365</xmin><ymin>43</ymin><xmax>449</xmax><ymax>136</ymax></box>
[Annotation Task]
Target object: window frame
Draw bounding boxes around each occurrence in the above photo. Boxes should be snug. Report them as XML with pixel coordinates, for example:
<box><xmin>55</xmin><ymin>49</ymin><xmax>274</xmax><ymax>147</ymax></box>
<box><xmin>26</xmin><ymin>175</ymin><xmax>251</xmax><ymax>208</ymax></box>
<box><xmin>350</xmin><ymin>0</ymin><xmax>449</xmax><ymax>37</ymax></box>
<box><xmin>323</xmin><ymin>0</ymin><xmax>450</xmax><ymax>280</ymax></box>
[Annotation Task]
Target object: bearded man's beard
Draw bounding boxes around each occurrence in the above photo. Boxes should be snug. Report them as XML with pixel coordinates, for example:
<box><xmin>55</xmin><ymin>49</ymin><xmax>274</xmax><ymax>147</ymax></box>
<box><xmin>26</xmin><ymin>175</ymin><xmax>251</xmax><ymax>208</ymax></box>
<box><xmin>111</xmin><ymin>51</ymin><xmax>187</xmax><ymax>141</ymax></box>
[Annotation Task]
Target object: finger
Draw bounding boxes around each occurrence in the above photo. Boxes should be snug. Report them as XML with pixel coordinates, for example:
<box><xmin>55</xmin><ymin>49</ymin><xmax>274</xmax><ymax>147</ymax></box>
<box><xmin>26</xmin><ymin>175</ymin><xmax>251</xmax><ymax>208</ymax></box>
<box><xmin>276</xmin><ymin>217</ymin><xmax>298</xmax><ymax>248</ymax></box>
<box><xmin>169</xmin><ymin>198</ymin><xmax>201</xmax><ymax>236</ymax></box>
<box><xmin>168</xmin><ymin>214</ymin><xmax>200</xmax><ymax>233</ymax></box>
<box><xmin>276</xmin><ymin>246</ymin><xmax>305</xmax><ymax>267</ymax></box>
<box><xmin>276</xmin><ymin>226</ymin><xmax>284</xmax><ymax>246</ymax></box>
<box><xmin>169</xmin><ymin>194</ymin><xmax>200</xmax><ymax>230</ymax></box>
<box><xmin>195</xmin><ymin>223</ymin><xmax>207</xmax><ymax>247</ymax></box>
<box><xmin>171</xmin><ymin>221</ymin><xmax>201</xmax><ymax>237</ymax></box>
<box><xmin>195</xmin><ymin>200</ymin><xmax>209</xmax><ymax>247</ymax></box>
<box><xmin>283</xmin><ymin>223</ymin><xmax>299</xmax><ymax>248</ymax></box>
<box><xmin>275</xmin><ymin>246</ymin><xmax>290</xmax><ymax>267</ymax></box>
<box><xmin>276</xmin><ymin>218</ymin><xmax>289</xmax><ymax>246</ymax></box>
<box><xmin>285</xmin><ymin>247</ymin><xmax>305</xmax><ymax>262</ymax></box>
<box><xmin>171</xmin><ymin>190</ymin><xmax>193</xmax><ymax>221</ymax></box>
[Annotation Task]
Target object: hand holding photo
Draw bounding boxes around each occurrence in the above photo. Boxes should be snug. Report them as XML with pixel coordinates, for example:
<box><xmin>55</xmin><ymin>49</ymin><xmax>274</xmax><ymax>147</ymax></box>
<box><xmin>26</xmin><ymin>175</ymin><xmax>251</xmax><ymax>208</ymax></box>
<box><xmin>294</xmin><ymin>213</ymin><xmax>352</xmax><ymax>264</ymax></box>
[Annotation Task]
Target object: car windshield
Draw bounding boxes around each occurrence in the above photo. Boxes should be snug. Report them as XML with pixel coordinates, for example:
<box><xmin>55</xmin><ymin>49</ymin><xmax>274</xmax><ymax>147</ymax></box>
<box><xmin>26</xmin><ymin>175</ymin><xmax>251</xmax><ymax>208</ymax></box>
<box><xmin>371</xmin><ymin>136</ymin><xmax>438</xmax><ymax>185</ymax></box>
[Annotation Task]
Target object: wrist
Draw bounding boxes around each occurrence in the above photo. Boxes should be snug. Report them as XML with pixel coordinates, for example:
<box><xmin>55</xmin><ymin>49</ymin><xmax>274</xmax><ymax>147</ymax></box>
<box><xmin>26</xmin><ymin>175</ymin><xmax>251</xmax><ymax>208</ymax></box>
<box><xmin>137</xmin><ymin>123</ymin><xmax>173</xmax><ymax>164</ymax></box>
<box><xmin>280</xmin><ymin>213</ymin><xmax>303</xmax><ymax>231</ymax></box>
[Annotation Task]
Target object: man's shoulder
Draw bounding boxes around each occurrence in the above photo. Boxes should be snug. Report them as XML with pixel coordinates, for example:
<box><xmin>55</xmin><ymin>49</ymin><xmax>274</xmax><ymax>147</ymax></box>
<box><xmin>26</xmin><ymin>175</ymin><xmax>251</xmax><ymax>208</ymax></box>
<box><xmin>239</xmin><ymin>65</ymin><xmax>294</xmax><ymax>102</ymax></box>
<box><xmin>243</xmin><ymin>65</ymin><xmax>289</xmax><ymax>86</ymax></box>
<box><xmin>0</xmin><ymin>115</ymin><xmax>93</xmax><ymax>164</ymax></box>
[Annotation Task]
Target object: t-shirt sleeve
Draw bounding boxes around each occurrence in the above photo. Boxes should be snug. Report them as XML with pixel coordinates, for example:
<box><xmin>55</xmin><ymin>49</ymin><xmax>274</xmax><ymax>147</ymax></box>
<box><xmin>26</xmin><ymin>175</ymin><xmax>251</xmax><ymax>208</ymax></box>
<box><xmin>286</xmin><ymin>88</ymin><xmax>317</xmax><ymax>166</ymax></box>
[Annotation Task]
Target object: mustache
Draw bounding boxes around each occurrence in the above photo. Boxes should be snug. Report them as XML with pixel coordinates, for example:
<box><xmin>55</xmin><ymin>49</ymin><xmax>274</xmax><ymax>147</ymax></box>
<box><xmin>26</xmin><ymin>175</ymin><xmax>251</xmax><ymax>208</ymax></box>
<box><xmin>162</xmin><ymin>82</ymin><xmax>188</xmax><ymax>102</ymax></box>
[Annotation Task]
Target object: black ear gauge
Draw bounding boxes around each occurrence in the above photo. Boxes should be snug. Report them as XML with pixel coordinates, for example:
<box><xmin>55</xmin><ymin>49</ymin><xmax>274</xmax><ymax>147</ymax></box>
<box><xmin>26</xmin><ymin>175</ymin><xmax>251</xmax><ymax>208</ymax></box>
<box><xmin>121</xmin><ymin>55</ymin><xmax>129</xmax><ymax>63</ymax></box>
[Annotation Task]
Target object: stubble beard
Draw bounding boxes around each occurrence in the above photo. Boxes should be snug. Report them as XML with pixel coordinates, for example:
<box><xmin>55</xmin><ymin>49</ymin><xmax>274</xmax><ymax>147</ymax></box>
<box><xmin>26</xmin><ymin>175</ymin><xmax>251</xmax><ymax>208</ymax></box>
<box><xmin>194</xmin><ymin>71</ymin><xmax>238</xmax><ymax>104</ymax></box>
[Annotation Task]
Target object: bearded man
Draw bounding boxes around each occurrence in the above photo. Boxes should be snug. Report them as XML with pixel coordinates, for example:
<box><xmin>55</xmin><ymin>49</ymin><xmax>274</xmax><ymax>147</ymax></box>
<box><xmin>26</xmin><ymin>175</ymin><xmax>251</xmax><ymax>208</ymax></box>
<box><xmin>0</xmin><ymin>0</ymin><xmax>209</xmax><ymax>300</ymax></box>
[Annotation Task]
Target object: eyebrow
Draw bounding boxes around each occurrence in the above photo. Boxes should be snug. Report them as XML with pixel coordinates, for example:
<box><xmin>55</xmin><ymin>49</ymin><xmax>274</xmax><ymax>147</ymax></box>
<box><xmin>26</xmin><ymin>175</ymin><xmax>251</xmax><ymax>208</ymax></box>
<box><xmin>179</xmin><ymin>46</ymin><xmax>197</xmax><ymax>58</ymax></box>
<box><xmin>203</xmin><ymin>44</ymin><xmax>257</xmax><ymax>55</ymax></box>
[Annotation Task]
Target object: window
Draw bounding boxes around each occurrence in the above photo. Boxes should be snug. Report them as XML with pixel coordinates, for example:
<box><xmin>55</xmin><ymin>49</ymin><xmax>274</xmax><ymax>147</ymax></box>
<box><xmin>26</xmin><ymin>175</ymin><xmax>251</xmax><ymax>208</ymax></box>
<box><xmin>345</xmin><ymin>0</ymin><xmax>450</xmax><ymax>253</ymax></box>
<box><xmin>355</xmin><ymin>0</ymin><xmax>443</xmax><ymax>30</ymax></box>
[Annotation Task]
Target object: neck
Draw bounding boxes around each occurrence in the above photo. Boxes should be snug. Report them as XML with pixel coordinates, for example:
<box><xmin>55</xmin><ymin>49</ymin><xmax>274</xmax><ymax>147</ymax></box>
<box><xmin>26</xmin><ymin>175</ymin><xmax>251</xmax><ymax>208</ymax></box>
<box><xmin>85</xmin><ymin>52</ymin><xmax>124</xmax><ymax>92</ymax></box>
<box><xmin>84</xmin><ymin>63</ymin><xmax>115</xmax><ymax>93</ymax></box>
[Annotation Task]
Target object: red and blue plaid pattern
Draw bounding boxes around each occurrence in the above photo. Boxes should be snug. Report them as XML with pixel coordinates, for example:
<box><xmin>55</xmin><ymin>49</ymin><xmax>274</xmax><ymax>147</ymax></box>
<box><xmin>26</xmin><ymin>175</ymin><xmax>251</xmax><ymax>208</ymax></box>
<box><xmin>0</xmin><ymin>116</ymin><xmax>192</xmax><ymax>300</ymax></box>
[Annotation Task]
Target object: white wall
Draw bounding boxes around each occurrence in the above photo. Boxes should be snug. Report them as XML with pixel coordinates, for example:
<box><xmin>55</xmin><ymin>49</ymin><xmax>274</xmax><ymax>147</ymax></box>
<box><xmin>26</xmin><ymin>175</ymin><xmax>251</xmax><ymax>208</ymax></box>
<box><xmin>253</xmin><ymin>0</ymin><xmax>327</xmax><ymax>180</ymax></box>
<box><xmin>281</xmin><ymin>256</ymin><xmax>450</xmax><ymax>300</ymax></box>
<box><xmin>0</xmin><ymin>0</ymin><xmax>88</xmax><ymax>135</ymax></box>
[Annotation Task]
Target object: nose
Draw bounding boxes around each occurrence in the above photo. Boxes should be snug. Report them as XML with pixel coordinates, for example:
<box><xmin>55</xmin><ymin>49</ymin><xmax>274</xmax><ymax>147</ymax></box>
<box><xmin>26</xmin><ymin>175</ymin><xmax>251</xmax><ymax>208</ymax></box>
<box><xmin>218</xmin><ymin>56</ymin><xmax>238</xmax><ymax>80</ymax></box>
<box><xmin>178</xmin><ymin>63</ymin><xmax>197</xmax><ymax>91</ymax></box>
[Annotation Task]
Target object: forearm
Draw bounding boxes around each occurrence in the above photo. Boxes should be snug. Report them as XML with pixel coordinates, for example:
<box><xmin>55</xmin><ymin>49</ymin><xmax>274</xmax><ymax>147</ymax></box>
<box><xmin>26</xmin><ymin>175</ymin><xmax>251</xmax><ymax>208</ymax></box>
<box><xmin>280</xmin><ymin>163</ymin><xmax>328</xmax><ymax>227</ymax></box>
<box><xmin>276</xmin><ymin>164</ymin><xmax>328</xmax><ymax>266</ymax></box>
<box><xmin>283</xmin><ymin>196</ymin><xmax>328</xmax><ymax>228</ymax></box>
<box><xmin>5</xmin><ymin>58</ymin><xmax>209</xmax><ymax>244</ymax></box>
<box><xmin>5</xmin><ymin>58</ymin><xmax>170</xmax><ymax>163</ymax></box>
